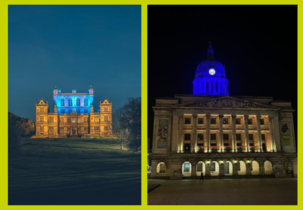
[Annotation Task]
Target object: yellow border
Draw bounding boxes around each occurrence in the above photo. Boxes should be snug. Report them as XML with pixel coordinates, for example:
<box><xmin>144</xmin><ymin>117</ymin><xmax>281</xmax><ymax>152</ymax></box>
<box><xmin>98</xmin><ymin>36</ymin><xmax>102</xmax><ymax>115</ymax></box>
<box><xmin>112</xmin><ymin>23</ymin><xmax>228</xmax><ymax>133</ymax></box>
<box><xmin>2</xmin><ymin>1</ymin><xmax>301</xmax><ymax>209</ymax></box>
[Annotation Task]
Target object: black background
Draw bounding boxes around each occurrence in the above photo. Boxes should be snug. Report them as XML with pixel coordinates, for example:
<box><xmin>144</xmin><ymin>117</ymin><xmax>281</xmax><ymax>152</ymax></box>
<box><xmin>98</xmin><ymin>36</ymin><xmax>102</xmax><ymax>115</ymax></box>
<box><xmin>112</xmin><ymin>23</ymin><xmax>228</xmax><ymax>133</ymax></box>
<box><xmin>148</xmin><ymin>5</ymin><xmax>297</xmax><ymax>149</ymax></box>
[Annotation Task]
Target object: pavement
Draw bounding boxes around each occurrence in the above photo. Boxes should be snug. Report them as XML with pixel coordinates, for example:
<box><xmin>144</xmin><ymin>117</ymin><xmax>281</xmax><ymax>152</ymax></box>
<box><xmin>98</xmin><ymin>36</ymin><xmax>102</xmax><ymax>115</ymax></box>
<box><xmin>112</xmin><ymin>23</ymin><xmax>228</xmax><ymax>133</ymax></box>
<box><xmin>148</xmin><ymin>178</ymin><xmax>297</xmax><ymax>205</ymax></box>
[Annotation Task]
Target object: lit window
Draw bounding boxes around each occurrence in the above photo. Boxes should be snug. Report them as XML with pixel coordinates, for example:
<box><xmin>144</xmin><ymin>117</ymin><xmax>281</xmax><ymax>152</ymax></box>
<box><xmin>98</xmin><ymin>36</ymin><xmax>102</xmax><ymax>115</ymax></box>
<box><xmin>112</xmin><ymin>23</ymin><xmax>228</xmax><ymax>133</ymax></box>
<box><xmin>72</xmin><ymin>118</ymin><xmax>76</xmax><ymax>123</ymax></box>
<box><xmin>61</xmin><ymin>98</ymin><xmax>65</xmax><ymax>106</ymax></box>
<box><xmin>77</xmin><ymin>118</ymin><xmax>81</xmax><ymax>123</ymax></box>
<box><xmin>184</xmin><ymin>163</ymin><xmax>190</xmax><ymax>172</ymax></box>
<box><xmin>76</xmin><ymin>98</ymin><xmax>80</xmax><ymax>106</ymax></box>
<box><xmin>84</xmin><ymin>98</ymin><xmax>88</xmax><ymax>106</ymax></box>
<box><xmin>68</xmin><ymin>98</ymin><xmax>72</xmax><ymax>106</ymax></box>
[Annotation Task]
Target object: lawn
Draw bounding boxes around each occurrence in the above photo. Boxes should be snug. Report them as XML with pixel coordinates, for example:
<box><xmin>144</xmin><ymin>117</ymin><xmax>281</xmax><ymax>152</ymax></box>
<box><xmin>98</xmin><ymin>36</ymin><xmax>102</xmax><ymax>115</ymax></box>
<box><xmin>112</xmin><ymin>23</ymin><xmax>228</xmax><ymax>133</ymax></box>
<box><xmin>9</xmin><ymin>138</ymin><xmax>141</xmax><ymax>205</ymax></box>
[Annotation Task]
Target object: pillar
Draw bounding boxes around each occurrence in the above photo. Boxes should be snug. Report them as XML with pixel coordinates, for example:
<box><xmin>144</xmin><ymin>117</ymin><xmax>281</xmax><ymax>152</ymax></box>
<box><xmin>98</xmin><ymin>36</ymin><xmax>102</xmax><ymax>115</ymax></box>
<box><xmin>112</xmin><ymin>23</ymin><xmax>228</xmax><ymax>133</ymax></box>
<box><xmin>219</xmin><ymin>114</ymin><xmax>224</xmax><ymax>152</ymax></box>
<box><xmin>206</xmin><ymin>114</ymin><xmax>210</xmax><ymax>153</ymax></box>
<box><xmin>244</xmin><ymin>115</ymin><xmax>249</xmax><ymax>152</ymax></box>
<box><xmin>192</xmin><ymin>114</ymin><xmax>197</xmax><ymax>153</ymax></box>
<box><xmin>269</xmin><ymin>116</ymin><xmax>275</xmax><ymax>152</ymax></box>
<box><xmin>232</xmin><ymin>114</ymin><xmax>236</xmax><ymax>152</ymax></box>
<box><xmin>257</xmin><ymin>115</ymin><xmax>263</xmax><ymax>152</ymax></box>
<box><xmin>179</xmin><ymin>115</ymin><xmax>184</xmax><ymax>153</ymax></box>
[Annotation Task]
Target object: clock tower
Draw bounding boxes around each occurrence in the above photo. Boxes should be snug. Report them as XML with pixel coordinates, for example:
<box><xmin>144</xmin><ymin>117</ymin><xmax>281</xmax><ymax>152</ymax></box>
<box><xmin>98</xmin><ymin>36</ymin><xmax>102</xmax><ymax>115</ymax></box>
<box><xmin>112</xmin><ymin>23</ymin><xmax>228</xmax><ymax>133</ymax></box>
<box><xmin>192</xmin><ymin>42</ymin><xmax>229</xmax><ymax>96</ymax></box>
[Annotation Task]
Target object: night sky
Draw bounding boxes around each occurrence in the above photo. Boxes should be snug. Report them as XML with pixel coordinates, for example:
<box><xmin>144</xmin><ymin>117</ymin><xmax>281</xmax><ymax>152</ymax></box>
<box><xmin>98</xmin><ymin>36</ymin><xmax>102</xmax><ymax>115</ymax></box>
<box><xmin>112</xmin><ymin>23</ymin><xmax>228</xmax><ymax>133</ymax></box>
<box><xmin>9</xmin><ymin>5</ymin><xmax>141</xmax><ymax>122</ymax></box>
<box><xmin>148</xmin><ymin>5</ymin><xmax>297</xmax><ymax>143</ymax></box>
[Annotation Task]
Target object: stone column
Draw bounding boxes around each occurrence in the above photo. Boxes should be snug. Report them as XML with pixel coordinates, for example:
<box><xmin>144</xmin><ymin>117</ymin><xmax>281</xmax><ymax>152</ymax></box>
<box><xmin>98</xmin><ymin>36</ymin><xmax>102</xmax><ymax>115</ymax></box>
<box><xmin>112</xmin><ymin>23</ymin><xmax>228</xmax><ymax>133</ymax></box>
<box><xmin>259</xmin><ymin>160</ymin><xmax>265</xmax><ymax>176</ymax></box>
<box><xmin>232</xmin><ymin>162</ymin><xmax>238</xmax><ymax>176</ymax></box>
<box><xmin>192</xmin><ymin>114</ymin><xmax>197</xmax><ymax>153</ymax></box>
<box><xmin>256</xmin><ymin>115</ymin><xmax>263</xmax><ymax>152</ymax></box>
<box><xmin>206</xmin><ymin>114</ymin><xmax>210</xmax><ymax>153</ymax></box>
<box><xmin>273</xmin><ymin>115</ymin><xmax>281</xmax><ymax>152</ymax></box>
<box><xmin>246</xmin><ymin>162</ymin><xmax>252</xmax><ymax>175</ymax></box>
<box><xmin>232</xmin><ymin>114</ymin><xmax>236</xmax><ymax>152</ymax></box>
<box><xmin>205</xmin><ymin>162</ymin><xmax>211</xmax><ymax>177</ymax></box>
<box><xmin>219</xmin><ymin>114</ymin><xmax>224</xmax><ymax>152</ymax></box>
<box><xmin>152</xmin><ymin>116</ymin><xmax>159</xmax><ymax>151</ymax></box>
<box><xmin>191</xmin><ymin>162</ymin><xmax>197</xmax><ymax>177</ymax></box>
<box><xmin>269</xmin><ymin>116</ymin><xmax>275</xmax><ymax>152</ymax></box>
<box><xmin>171</xmin><ymin>114</ymin><xmax>179</xmax><ymax>152</ymax></box>
<box><xmin>179</xmin><ymin>115</ymin><xmax>184</xmax><ymax>153</ymax></box>
<box><xmin>244</xmin><ymin>115</ymin><xmax>249</xmax><ymax>152</ymax></box>
<box><xmin>219</xmin><ymin>162</ymin><xmax>225</xmax><ymax>177</ymax></box>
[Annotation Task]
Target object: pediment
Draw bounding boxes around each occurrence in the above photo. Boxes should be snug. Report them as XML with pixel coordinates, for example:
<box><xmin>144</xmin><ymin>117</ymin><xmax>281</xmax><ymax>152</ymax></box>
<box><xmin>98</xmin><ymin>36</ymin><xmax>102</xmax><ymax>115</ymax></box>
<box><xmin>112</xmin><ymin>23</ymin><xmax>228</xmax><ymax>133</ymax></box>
<box><xmin>37</xmin><ymin>98</ymin><xmax>47</xmax><ymax>105</ymax></box>
<box><xmin>175</xmin><ymin>96</ymin><xmax>280</xmax><ymax>109</ymax></box>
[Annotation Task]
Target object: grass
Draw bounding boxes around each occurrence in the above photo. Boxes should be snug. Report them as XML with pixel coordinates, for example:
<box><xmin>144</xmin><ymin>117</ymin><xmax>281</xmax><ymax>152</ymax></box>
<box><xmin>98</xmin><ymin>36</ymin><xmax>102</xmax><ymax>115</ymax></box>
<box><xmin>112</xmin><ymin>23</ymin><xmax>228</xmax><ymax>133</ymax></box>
<box><xmin>8</xmin><ymin>138</ymin><xmax>141</xmax><ymax>205</ymax></box>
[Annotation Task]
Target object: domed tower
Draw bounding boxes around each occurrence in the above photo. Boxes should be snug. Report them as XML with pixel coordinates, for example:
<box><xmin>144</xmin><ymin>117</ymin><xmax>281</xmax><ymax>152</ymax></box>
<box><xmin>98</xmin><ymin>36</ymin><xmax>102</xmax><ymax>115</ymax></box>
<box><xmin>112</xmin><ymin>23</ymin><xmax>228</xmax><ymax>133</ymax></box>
<box><xmin>193</xmin><ymin>42</ymin><xmax>229</xmax><ymax>96</ymax></box>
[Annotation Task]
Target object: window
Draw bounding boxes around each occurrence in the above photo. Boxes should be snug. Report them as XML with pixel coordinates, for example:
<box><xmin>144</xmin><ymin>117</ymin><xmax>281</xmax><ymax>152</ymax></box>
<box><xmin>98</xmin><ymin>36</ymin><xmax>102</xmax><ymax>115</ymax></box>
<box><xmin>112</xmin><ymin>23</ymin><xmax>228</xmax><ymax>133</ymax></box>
<box><xmin>223</xmin><ymin>118</ymin><xmax>229</xmax><ymax>124</ymax></box>
<box><xmin>211</xmin><ymin>162</ymin><xmax>216</xmax><ymax>171</ymax></box>
<box><xmin>248</xmin><ymin>118</ymin><xmax>253</xmax><ymax>124</ymax></box>
<box><xmin>261</xmin><ymin>134</ymin><xmax>266</xmax><ymax>141</ymax></box>
<box><xmin>95</xmin><ymin>118</ymin><xmax>99</xmax><ymax>123</ymax></box>
<box><xmin>249</xmin><ymin>134</ymin><xmax>254</xmax><ymax>141</ymax></box>
<box><xmin>197</xmin><ymin>134</ymin><xmax>203</xmax><ymax>140</ymax></box>
<box><xmin>49</xmin><ymin>117</ymin><xmax>54</xmax><ymax>123</ymax></box>
<box><xmin>84</xmin><ymin>98</ymin><xmax>88</xmax><ymax>106</ymax></box>
<box><xmin>198</xmin><ymin>118</ymin><xmax>204</xmax><ymax>124</ymax></box>
<box><xmin>237</xmin><ymin>143</ymin><xmax>242</xmax><ymax>146</ymax></box>
<box><xmin>76</xmin><ymin>98</ymin><xmax>80</xmax><ymax>106</ymax></box>
<box><xmin>84</xmin><ymin>118</ymin><xmax>88</xmax><ymax>123</ymax></box>
<box><xmin>236</xmin><ymin>134</ymin><xmax>241</xmax><ymax>140</ymax></box>
<box><xmin>40</xmin><ymin>108</ymin><xmax>44</xmax><ymax>112</ymax></box>
<box><xmin>104</xmin><ymin>116</ymin><xmax>108</xmax><ymax>122</ymax></box>
<box><xmin>223</xmin><ymin>134</ymin><xmax>229</xmax><ymax>140</ymax></box>
<box><xmin>61</xmin><ymin>98</ymin><xmax>65</xmax><ymax>106</ymax></box>
<box><xmin>68</xmin><ymin>98</ymin><xmax>72</xmax><ymax>106</ymax></box>
<box><xmin>210</xmin><ymin>143</ymin><xmax>217</xmax><ymax>146</ymax></box>
<box><xmin>67</xmin><ymin>127</ymin><xmax>70</xmax><ymax>132</ymax></box>
<box><xmin>84</xmin><ymin>127</ymin><xmax>88</xmax><ymax>132</ymax></box>
<box><xmin>72</xmin><ymin>118</ymin><xmax>76</xmax><ymax>123</ymax></box>
<box><xmin>49</xmin><ymin>127</ymin><xmax>54</xmax><ymax>132</ymax></box>
<box><xmin>67</xmin><ymin>118</ymin><xmax>71</xmax><ymax>123</ymax></box>
<box><xmin>184</xmin><ymin>144</ymin><xmax>190</xmax><ymax>153</ymax></box>
<box><xmin>77</xmin><ymin>118</ymin><xmax>81</xmax><ymax>123</ymax></box>
<box><xmin>249</xmin><ymin>142</ymin><xmax>254</xmax><ymax>146</ymax></box>
<box><xmin>260</xmin><ymin>119</ymin><xmax>265</xmax><ymax>125</ymax></box>
<box><xmin>184</xmin><ymin>163</ymin><xmax>190</xmax><ymax>172</ymax></box>
<box><xmin>104</xmin><ymin>126</ymin><xmax>108</xmax><ymax>130</ymax></box>
<box><xmin>185</xmin><ymin>118</ymin><xmax>191</xmax><ymax>124</ymax></box>
<box><xmin>197</xmin><ymin>163</ymin><xmax>202</xmax><ymax>171</ymax></box>
<box><xmin>236</xmin><ymin>118</ymin><xmax>241</xmax><ymax>124</ymax></box>
<box><xmin>40</xmin><ymin>116</ymin><xmax>44</xmax><ymax>122</ymax></box>
<box><xmin>60</xmin><ymin>127</ymin><xmax>64</xmax><ymax>133</ymax></box>
<box><xmin>40</xmin><ymin>126</ymin><xmax>44</xmax><ymax>132</ymax></box>
<box><xmin>184</xmin><ymin>134</ymin><xmax>191</xmax><ymax>141</ymax></box>
<box><xmin>210</xmin><ymin>134</ymin><xmax>216</xmax><ymax>140</ymax></box>
<box><xmin>159</xmin><ymin>163</ymin><xmax>166</xmax><ymax>173</ymax></box>
<box><xmin>94</xmin><ymin>127</ymin><xmax>100</xmax><ymax>131</ymax></box>
<box><xmin>61</xmin><ymin>109</ymin><xmax>65</xmax><ymax>114</ymax></box>
<box><xmin>224</xmin><ymin>143</ymin><xmax>229</xmax><ymax>146</ymax></box>
<box><xmin>104</xmin><ymin>107</ymin><xmax>108</xmax><ymax>112</ymax></box>
<box><xmin>210</xmin><ymin>118</ymin><xmax>216</xmax><ymax>124</ymax></box>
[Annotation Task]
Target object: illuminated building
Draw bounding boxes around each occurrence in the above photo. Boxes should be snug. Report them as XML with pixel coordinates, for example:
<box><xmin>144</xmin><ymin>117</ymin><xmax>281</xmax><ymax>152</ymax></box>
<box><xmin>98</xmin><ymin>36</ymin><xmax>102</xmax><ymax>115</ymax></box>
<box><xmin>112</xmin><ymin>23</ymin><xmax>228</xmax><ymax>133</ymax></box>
<box><xmin>34</xmin><ymin>86</ymin><xmax>113</xmax><ymax>138</ymax></box>
<box><xmin>150</xmin><ymin>43</ymin><xmax>297</xmax><ymax>179</ymax></box>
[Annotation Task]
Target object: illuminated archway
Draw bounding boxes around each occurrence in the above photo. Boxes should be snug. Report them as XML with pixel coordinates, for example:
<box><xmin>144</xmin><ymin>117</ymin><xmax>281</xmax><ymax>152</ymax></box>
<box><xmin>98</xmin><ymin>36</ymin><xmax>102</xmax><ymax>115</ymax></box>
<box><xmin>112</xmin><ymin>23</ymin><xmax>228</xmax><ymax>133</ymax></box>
<box><xmin>251</xmin><ymin>161</ymin><xmax>260</xmax><ymax>175</ymax></box>
<box><xmin>210</xmin><ymin>161</ymin><xmax>219</xmax><ymax>176</ymax></box>
<box><xmin>196</xmin><ymin>161</ymin><xmax>206</xmax><ymax>177</ymax></box>
<box><xmin>182</xmin><ymin>161</ymin><xmax>192</xmax><ymax>177</ymax></box>
<box><xmin>264</xmin><ymin>160</ymin><xmax>273</xmax><ymax>175</ymax></box>
<box><xmin>238</xmin><ymin>160</ymin><xmax>246</xmax><ymax>175</ymax></box>
<box><xmin>156</xmin><ymin>162</ymin><xmax>166</xmax><ymax>174</ymax></box>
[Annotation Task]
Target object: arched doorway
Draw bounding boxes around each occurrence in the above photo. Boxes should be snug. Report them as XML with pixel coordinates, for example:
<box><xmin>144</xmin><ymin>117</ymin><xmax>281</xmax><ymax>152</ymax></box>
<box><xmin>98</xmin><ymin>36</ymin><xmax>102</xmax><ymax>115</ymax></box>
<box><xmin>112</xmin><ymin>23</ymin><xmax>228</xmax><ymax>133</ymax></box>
<box><xmin>264</xmin><ymin>160</ymin><xmax>273</xmax><ymax>175</ymax></box>
<box><xmin>251</xmin><ymin>161</ymin><xmax>260</xmax><ymax>175</ymax></box>
<box><xmin>182</xmin><ymin>161</ymin><xmax>192</xmax><ymax>177</ymax></box>
<box><xmin>196</xmin><ymin>161</ymin><xmax>206</xmax><ymax>177</ymax></box>
<box><xmin>238</xmin><ymin>160</ymin><xmax>246</xmax><ymax>175</ymax></box>
<box><xmin>210</xmin><ymin>161</ymin><xmax>219</xmax><ymax>176</ymax></box>
<box><xmin>224</xmin><ymin>161</ymin><xmax>233</xmax><ymax>175</ymax></box>
<box><xmin>156</xmin><ymin>162</ymin><xmax>166</xmax><ymax>174</ymax></box>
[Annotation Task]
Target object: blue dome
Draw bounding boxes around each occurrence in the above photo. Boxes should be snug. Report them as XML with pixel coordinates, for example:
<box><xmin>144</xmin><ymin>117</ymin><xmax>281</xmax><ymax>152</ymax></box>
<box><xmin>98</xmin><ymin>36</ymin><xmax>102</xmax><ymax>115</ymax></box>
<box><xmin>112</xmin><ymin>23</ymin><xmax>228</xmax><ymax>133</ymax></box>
<box><xmin>195</xmin><ymin>58</ymin><xmax>225</xmax><ymax>78</ymax></box>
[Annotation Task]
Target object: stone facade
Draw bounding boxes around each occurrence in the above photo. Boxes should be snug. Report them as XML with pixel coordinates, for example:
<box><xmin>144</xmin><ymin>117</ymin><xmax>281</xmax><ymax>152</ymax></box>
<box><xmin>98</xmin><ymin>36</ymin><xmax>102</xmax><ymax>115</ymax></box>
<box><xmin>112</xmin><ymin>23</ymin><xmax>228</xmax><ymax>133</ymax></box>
<box><xmin>34</xmin><ymin>87</ymin><xmax>113</xmax><ymax>138</ymax></box>
<box><xmin>150</xmin><ymin>43</ymin><xmax>297</xmax><ymax>179</ymax></box>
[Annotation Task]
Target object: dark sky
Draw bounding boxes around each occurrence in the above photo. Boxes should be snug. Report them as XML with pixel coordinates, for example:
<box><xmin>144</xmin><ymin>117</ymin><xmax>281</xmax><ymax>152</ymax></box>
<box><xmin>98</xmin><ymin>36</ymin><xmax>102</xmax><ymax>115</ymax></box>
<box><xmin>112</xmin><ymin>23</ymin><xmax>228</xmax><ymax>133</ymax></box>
<box><xmin>9</xmin><ymin>5</ymin><xmax>141</xmax><ymax>122</ymax></box>
<box><xmin>148</xmin><ymin>5</ymin><xmax>297</xmax><ymax>142</ymax></box>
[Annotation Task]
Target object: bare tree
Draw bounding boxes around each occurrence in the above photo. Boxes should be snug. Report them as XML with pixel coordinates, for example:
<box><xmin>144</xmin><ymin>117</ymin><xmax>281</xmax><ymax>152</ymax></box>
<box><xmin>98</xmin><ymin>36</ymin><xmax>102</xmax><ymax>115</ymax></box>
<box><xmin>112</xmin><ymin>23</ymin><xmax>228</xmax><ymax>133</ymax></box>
<box><xmin>112</xmin><ymin>108</ymin><xmax>129</xmax><ymax>150</ymax></box>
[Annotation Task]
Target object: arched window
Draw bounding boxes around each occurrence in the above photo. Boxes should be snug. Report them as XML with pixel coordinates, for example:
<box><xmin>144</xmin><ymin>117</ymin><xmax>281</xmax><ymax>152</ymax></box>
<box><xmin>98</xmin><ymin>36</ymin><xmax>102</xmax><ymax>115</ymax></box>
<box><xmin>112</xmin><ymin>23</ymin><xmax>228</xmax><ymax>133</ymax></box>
<box><xmin>68</xmin><ymin>98</ymin><xmax>72</xmax><ymax>106</ymax></box>
<box><xmin>84</xmin><ymin>98</ymin><xmax>88</xmax><ymax>106</ymax></box>
<box><xmin>238</xmin><ymin>161</ymin><xmax>246</xmax><ymax>175</ymax></box>
<box><xmin>264</xmin><ymin>160</ymin><xmax>273</xmax><ymax>175</ymax></box>
<box><xmin>252</xmin><ymin>161</ymin><xmax>260</xmax><ymax>175</ymax></box>
<box><xmin>182</xmin><ymin>161</ymin><xmax>192</xmax><ymax>177</ymax></box>
<box><xmin>76</xmin><ymin>98</ymin><xmax>80</xmax><ymax>106</ymax></box>
<box><xmin>61</xmin><ymin>98</ymin><xmax>65</xmax><ymax>106</ymax></box>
